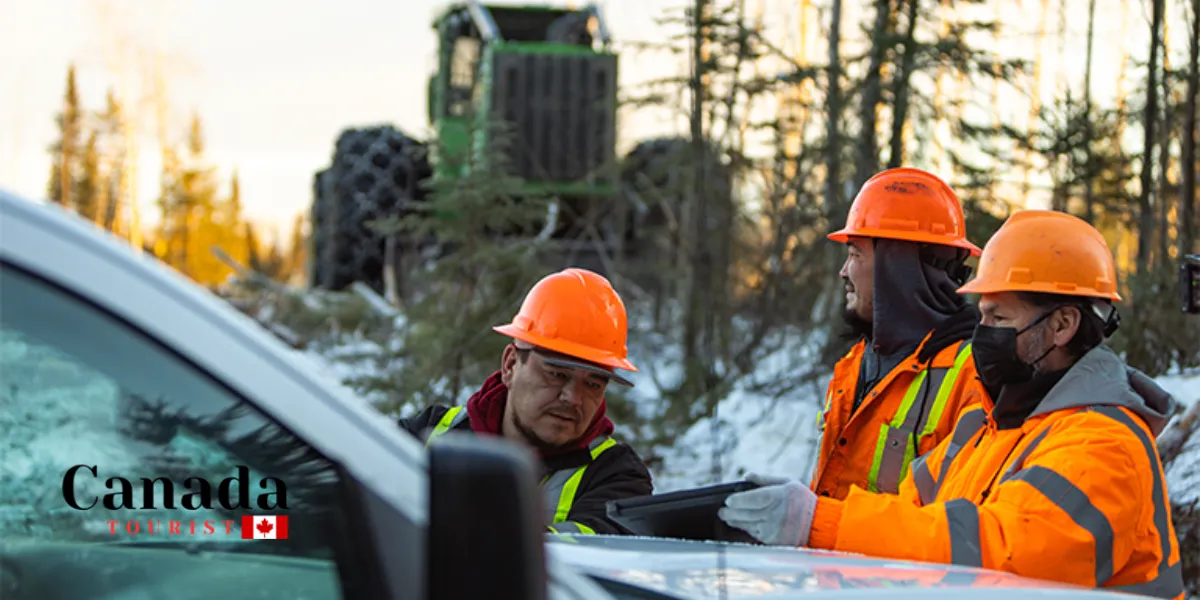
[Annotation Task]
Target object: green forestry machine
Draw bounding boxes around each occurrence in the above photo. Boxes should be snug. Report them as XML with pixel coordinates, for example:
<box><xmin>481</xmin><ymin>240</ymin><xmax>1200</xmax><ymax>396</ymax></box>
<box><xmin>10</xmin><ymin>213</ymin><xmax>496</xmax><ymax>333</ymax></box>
<box><xmin>309</xmin><ymin>1</ymin><xmax>730</xmax><ymax>299</ymax></box>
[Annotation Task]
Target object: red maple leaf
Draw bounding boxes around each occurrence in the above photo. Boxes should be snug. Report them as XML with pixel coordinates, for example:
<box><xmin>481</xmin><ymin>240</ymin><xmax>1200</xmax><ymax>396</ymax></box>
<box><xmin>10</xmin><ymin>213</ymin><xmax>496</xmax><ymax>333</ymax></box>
<box><xmin>256</xmin><ymin>519</ymin><xmax>274</xmax><ymax>536</ymax></box>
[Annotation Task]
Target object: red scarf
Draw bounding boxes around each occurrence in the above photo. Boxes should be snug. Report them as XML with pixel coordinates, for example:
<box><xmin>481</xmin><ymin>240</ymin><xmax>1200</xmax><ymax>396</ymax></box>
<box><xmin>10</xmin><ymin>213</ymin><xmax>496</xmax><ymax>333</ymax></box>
<box><xmin>465</xmin><ymin>370</ymin><xmax>614</xmax><ymax>457</ymax></box>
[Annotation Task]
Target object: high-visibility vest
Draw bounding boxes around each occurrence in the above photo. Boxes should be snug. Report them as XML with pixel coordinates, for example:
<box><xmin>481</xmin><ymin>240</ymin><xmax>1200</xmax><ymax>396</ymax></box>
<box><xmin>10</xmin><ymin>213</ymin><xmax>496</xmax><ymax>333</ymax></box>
<box><xmin>866</xmin><ymin>340</ymin><xmax>974</xmax><ymax>494</ymax></box>
<box><xmin>424</xmin><ymin>405</ymin><xmax>616</xmax><ymax>534</ymax></box>
<box><xmin>818</xmin><ymin>340</ymin><xmax>975</xmax><ymax>495</ymax></box>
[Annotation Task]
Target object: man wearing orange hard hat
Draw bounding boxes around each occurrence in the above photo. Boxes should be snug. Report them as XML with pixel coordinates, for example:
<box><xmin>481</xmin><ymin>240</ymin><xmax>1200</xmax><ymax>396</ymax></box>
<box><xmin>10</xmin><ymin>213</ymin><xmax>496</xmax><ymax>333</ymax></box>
<box><xmin>720</xmin><ymin>210</ymin><xmax>1183</xmax><ymax>597</ymax></box>
<box><xmin>806</xmin><ymin>168</ymin><xmax>991</xmax><ymax>503</ymax></box>
<box><xmin>399</xmin><ymin>267</ymin><xmax>653</xmax><ymax>535</ymax></box>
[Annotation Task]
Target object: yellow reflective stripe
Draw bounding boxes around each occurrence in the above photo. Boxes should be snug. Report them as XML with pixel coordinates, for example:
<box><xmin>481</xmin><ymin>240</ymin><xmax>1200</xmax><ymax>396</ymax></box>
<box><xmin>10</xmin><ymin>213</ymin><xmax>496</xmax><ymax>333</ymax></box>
<box><xmin>551</xmin><ymin>438</ymin><xmax>617</xmax><ymax>524</ymax></box>
<box><xmin>866</xmin><ymin>427</ymin><xmax>891</xmax><ymax>493</ymax></box>
<box><xmin>553</xmin><ymin>467</ymin><xmax>589</xmax><ymax>523</ymax></box>
<box><xmin>920</xmin><ymin>342</ymin><xmax>973</xmax><ymax>439</ymax></box>
<box><xmin>424</xmin><ymin>405</ymin><xmax>465</xmax><ymax>448</ymax></box>
<box><xmin>590</xmin><ymin>437</ymin><xmax>617</xmax><ymax>459</ymax></box>
<box><xmin>549</xmin><ymin>521</ymin><xmax>596</xmax><ymax>535</ymax></box>
<box><xmin>890</xmin><ymin>370</ymin><xmax>928</xmax><ymax>428</ymax></box>
<box><xmin>867</xmin><ymin>342</ymin><xmax>973</xmax><ymax>494</ymax></box>
<box><xmin>817</xmin><ymin>386</ymin><xmax>834</xmax><ymax>430</ymax></box>
<box><xmin>867</xmin><ymin>370</ymin><xmax>928</xmax><ymax>492</ymax></box>
<box><xmin>895</xmin><ymin>434</ymin><xmax>918</xmax><ymax>494</ymax></box>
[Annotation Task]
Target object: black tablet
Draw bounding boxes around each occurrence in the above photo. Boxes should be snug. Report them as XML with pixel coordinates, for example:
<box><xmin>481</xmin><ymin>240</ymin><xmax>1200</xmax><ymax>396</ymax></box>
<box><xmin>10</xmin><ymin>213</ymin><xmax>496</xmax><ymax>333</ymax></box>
<box><xmin>606</xmin><ymin>481</ymin><xmax>761</xmax><ymax>544</ymax></box>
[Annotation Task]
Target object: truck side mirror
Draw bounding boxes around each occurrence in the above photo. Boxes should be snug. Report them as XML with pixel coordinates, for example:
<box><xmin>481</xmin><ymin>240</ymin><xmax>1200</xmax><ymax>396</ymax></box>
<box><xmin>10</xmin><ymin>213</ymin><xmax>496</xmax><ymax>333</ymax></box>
<box><xmin>427</xmin><ymin>432</ymin><xmax>547</xmax><ymax>600</ymax></box>
<box><xmin>1182</xmin><ymin>255</ymin><xmax>1200</xmax><ymax>314</ymax></box>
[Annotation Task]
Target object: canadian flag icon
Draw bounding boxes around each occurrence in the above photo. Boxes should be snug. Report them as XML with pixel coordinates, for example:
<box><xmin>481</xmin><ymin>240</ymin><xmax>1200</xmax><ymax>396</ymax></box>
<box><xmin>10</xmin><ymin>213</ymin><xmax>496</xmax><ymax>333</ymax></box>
<box><xmin>241</xmin><ymin>515</ymin><xmax>289</xmax><ymax>540</ymax></box>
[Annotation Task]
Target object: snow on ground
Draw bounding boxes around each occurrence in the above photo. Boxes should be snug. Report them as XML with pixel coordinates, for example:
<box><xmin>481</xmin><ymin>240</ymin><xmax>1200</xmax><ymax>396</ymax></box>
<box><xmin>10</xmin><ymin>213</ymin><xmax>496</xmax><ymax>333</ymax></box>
<box><xmin>1157</xmin><ymin>369</ymin><xmax>1200</xmax><ymax>407</ymax></box>
<box><xmin>1158</xmin><ymin>366</ymin><xmax>1200</xmax><ymax>502</ymax></box>
<box><xmin>626</xmin><ymin>332</ymin><xmax>829</xmax><ymax>492</ymax></box>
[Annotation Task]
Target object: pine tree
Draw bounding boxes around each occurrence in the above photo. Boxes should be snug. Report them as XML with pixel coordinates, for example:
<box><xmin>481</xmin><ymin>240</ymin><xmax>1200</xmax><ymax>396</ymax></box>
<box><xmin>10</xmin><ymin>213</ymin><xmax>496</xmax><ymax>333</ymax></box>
<box><xmin>97</xmin><ymin>89</ymin><xmax>127</xmax><ymax>234</ymax></box>
<box><xmin>212</xmin><ymin>170</ymin><xmax>250</xmax><ymax>283</ymax></box>
<box><xmin>155</xmin><ymin>144</ymin><xmax>183</xmax><ymax>264</ymax></box>
<box><xmin>246</xmin><ymin>223</ymin><xmax>286</xmax><ymax>281</ymax></box>
<box><xmin>46</xmin><ymin>64</ymin><xmax>82</xmax><ymax>208</ymax></box>
<box><xmin>283</xmin><ymin>212</ymin><xmax>308</xmax><ymax>284</ymax></box>
<box><xmin>74</xmin><ymin>131</ymin><xmax>102</xmax><ymax>224</ymax></box>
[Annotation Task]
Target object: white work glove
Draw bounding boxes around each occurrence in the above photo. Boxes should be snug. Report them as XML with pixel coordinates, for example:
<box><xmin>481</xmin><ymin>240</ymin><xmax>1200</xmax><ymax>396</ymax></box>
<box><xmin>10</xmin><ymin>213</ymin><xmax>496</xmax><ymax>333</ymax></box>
<box><xmin>718</xmin><ymin>472</ymin><xmax>818</xmax><ymax>547</ymax></box>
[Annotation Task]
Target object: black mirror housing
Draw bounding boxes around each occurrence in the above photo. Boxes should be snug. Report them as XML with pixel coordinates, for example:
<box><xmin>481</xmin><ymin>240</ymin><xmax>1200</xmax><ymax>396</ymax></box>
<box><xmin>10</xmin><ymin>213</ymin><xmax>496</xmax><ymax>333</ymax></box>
<box><xmin>427</xmin><ymin>432</ymin><xmax>547</xmax><ymax>600</ymax></box>
<box><xmin>1182</xmin><ymin>255</ymin><xmax>1200</xmax><ymax>314</ymax></box>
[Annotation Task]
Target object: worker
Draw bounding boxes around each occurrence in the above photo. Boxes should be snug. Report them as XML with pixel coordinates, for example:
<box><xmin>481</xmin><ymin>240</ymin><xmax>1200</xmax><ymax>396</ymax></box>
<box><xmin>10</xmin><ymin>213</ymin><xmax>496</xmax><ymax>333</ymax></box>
<box><xmin>399</xmin><ymin>267</ymin><xmax>653</xmax><ymax>535</ymax></box>
<box><xmin>811</xmin><ymin>167</ymin><xmax>990</xmax><ymax>500</ymax></box>
<box><xmin>719</xmin><ymin>209</ymin><xmax>1183</xmax><ymax>598</ymax></box>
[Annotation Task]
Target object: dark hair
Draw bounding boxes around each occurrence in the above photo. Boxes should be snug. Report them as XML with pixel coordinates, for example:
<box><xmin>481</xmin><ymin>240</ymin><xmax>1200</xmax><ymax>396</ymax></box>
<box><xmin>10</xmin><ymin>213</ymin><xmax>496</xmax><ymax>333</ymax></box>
<box><xmin>1017</xmin><ymin>291</ymin><xmax>1112</xmax><ymax>359</ymax></box>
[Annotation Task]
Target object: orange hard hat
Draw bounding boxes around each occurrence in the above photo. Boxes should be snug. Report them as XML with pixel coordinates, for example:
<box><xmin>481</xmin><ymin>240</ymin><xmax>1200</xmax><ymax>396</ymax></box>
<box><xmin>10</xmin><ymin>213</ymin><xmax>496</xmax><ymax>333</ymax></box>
<box><xmin>828</xmin><ymin>167</ymin><xmax>982</xmax><ymax>256</ymax></box>
<box><xmin>493</xmin><ymin>268</ymin><xmax>638</xmax><ymax>376</ymax></box>
<box><xmin>957</xmin><ymin>209</ymin><xmax>1121</xmax><ymax>301</ymax></box>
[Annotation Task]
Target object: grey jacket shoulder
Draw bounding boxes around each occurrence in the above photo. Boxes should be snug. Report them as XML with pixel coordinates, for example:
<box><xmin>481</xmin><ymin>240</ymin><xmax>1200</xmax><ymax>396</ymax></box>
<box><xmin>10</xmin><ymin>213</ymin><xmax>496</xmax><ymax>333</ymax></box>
<box><xmin>1031</xmin><ymin>345</ymin><xmax>1177</xmax><ymax>435</ymax></box>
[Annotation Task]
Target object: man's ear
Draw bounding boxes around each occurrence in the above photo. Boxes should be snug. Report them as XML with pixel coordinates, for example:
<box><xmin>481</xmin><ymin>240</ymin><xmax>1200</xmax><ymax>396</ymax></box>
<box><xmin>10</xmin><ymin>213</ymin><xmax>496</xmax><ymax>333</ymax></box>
<box><xmin>1050</xmin><ymin>305</ymin><xmax>1083</xmax><ymax>347</ymax></box>
<box><xmin>500</xmin><ymin>343</ymin><xmax>519</xmax><ymax>386</ymax></box>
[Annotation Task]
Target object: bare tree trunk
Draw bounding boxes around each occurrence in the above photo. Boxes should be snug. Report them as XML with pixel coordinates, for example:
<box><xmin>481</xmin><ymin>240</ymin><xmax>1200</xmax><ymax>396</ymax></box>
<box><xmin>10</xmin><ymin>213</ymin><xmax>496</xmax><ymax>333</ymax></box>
<box><xmin>818</xmin><ymin>0</ymin><xmax>848</xmax><ymax>328</ymax></box>
<box><xmin>1115</xmin><ymin>0</ymin><xmax>1132</xmax><ymax>142</ymax></box>
<box><xmin>1158</xmin><ymin>15</ymin><xmax>1176</xmax><ymax>266</ymax></box>
<box><xmin>1181</xmin><ymin>0</ymin><xmax>1200</xmax><ymax>257</ymax></box>
<box><xmin>824</xmin><ymin>0</ymin><xmax>845</xmax><ymax>222</ymax></box>
<box><xmin>683</xmin><ymin>0</ymin><xmax>711</xmax><ymax>402</ymax></box>
<box><xmin>854</xmin><ymin>0</ymin><xmax>892</xmax><ymax>190</ymax></box>
<box><xmin>1083</xmin><ymin>0</ymin><xmax>1097</xmax><ymax>223</ymax></box>
<box><xmin>887</xmin><ymin>0</ymin><xmax>921</xmax><ymax>169</ymax></box>
<box><xmin>1137</xmin><ymin>0</ymin><xmax>1164</xmax><ymax>277</ymax></box>
<box><xmin>1157</xmin><ymin>49</ymin><xmax>1174</xmax><ymax>268</ymax></box>
<box><xmin>1023</xmin><ymin>0</ymin><xmax>1050</xmax><ymax>199</ymax></box>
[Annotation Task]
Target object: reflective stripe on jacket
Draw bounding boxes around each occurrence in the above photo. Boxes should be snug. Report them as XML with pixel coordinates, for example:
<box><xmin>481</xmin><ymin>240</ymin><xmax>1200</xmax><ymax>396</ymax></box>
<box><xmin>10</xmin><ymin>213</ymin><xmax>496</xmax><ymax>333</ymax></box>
<box><xmin>812</xmin><ymin>335</ymin><xmax>985</xmax><ymax>500</ymax></box>
<box><xmin>807</xmin><ymin>345</ymin><xmax>1184</xmax><ymax>599</ymax></box>
<box><xmin>417</xmin><ymin>405</ymin><xmax>634</xmax><ymax>535</ymax></box>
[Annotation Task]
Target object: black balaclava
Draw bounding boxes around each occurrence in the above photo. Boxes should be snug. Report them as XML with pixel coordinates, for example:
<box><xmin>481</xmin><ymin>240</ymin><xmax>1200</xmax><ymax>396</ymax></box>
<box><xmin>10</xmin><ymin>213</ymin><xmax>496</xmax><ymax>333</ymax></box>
<box><xmin>853</xmin><ymin>238</ymin><xmax>968</xmax><ymax>410</ymax></box>
<box><xmin>872</xmin><ymin>238</ymin><xmax>967</xmax><ymax>354</ymax></box>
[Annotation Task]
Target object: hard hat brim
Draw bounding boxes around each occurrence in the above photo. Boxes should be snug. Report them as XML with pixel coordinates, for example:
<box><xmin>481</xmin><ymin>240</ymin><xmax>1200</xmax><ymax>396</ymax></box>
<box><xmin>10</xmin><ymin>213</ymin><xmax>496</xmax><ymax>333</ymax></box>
<box><xmin>536</xmin><ymin>352</ymin><xmax>635</xmax><ymax>388</ymax></box>
<box><xmin>956</xmin><ymin>277</ymin><xmax>1123</xmax><ymax>302</ymax></box>
<box><xmin>494</xmin><ymin>324</ymin><xmax>640</xmax><ymax>376</ymax></box>
<box><xmin>828</xmin><ymin>227</ymin><xmax>983</xmax><ymax>257</ymax></box>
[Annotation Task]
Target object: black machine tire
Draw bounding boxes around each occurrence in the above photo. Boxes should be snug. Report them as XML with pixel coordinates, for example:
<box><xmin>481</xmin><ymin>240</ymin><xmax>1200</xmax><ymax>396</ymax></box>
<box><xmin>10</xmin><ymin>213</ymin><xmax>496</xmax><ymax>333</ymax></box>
<box><xmin>309</xmin><ymin>168</ymin><xmax>332</xmax><ymax>289</ymax></box>
<box><xmin>310</xmin><ymin>126</ymin><xmax>431</xmax><ymax>294</ymax></box>
<box><xmin>619</xmin><ymin>136</ymin><xmax>733</xmax><ymax>250</ymax></box>
<box><xmin>617</xmin><ymin>136</ymin><xmax>734</xmax><ymax>294</ymax></box>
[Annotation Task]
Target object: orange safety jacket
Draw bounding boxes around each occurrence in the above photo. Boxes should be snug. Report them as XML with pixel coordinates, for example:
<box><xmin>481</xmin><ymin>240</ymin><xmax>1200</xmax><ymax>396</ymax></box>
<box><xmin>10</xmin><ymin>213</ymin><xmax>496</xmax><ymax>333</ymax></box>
<box><xmin>812</xmin><ymin>333</ymin><xmax>986</xmax><ymax>500</ymax></box>
<box><xmin>807</xmin><ymin>345</ymin><xmax>1184</xmax><ymax>599</ymax></box>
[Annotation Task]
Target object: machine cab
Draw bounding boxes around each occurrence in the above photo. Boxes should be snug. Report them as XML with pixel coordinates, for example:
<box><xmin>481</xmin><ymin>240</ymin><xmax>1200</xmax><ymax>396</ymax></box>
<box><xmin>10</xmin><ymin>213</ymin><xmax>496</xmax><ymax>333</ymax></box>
<box><xmin>426</xmin><ymin>2</ymin><xmax>618</xmax><ymax>192</ymax></box>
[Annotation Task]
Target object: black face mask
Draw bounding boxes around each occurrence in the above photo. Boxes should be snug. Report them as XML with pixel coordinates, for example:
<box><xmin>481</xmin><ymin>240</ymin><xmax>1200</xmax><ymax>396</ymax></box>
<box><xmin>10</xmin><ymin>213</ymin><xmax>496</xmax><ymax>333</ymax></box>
<box><xmin>971</xmin><ymin>309</ymin><xmax>1059</xmax><ymax>396</ymax></box>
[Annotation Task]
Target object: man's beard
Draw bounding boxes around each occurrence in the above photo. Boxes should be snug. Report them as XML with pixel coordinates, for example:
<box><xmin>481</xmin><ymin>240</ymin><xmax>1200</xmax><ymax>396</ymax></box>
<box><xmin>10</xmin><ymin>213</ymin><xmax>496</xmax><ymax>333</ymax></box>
<box><xmin>840</xmin><ymin>304</ymin><xmax>873</xmax><ymax>342</ymax></box>
<box><xmin>511</xmin><ymin>409</ymin><xmax>576</xmax><ymax>454</ymax></box>
<box><xmin>1019</xmin><ymin>321</ymin><xmax>1057</xmax><ymax>377</ymax></box>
